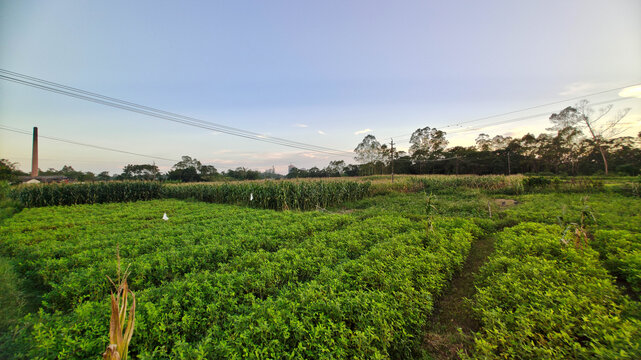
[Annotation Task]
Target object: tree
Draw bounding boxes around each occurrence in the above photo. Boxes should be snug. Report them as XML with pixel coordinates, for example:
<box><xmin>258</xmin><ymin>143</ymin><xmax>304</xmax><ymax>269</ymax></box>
<box><xmin>121</xmin><ymin>164</ymin><xmax>160</xmax><ymax>180</ymax></box>
<box><xmin>409</xmin><ymin>127</ymin><xmax>448</xmax><ymax>173</ymax></box>
<box><xmin>354</xmin><ymin>135</ymin><xmax>382</xmax><ymax>175</ymax></box>
<box><xmin>0</xmin><ymin>159</ymin><xmax>26</xmax><ymax>181</ymax></box>
<box><xmin>225</xmin><ymin>167</ymin><xmax>261</xmax><ymax>180</ymax></box>
<box><xmin>97</xmin><ymin>171</ymin><xmax>112</xmax><ymax>181</ymax></box>
<box><xmin>168</xmin><ymin>156</ymin><xmax>203</xmax><ymax>182</ymax></box>
<box><xmin>475</xmin><ymin>133</ymin><xmax>492</xmax><ymax>151</ymax></box>
<box><xmin>549</xmin><ymin>100</ymin><xmax>630</xmax><ymax>174</ymax></box>
<box><xmin>325</xmin><ymin>160</ymin><xmax>346</xmax><ymax>177</ymax></box>
<box><xmin>173</xmin><ymin>156</ymin><xmax>202</xmax><ymax>170</ymax></box>
<box><xmin>199</xmin><ymin>165</ymin><xmax>219</xmax><ymax>181</ymax></box>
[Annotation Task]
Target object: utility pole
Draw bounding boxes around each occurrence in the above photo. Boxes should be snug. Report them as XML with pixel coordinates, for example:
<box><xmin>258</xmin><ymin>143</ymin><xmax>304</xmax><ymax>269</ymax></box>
<box><xmin>507</xmin><ymin>151</ymin><xmax>511</xmax><ymax>175</ymax></box>
<box><xmin>31</xmin><ymin>126</ymin><xmax>38</xmax><ymax>177</ymax></box>
<box><xmin>390</xmin><ymin>139</ymin><xmax>395</xmax><ymax>183</ymax></box>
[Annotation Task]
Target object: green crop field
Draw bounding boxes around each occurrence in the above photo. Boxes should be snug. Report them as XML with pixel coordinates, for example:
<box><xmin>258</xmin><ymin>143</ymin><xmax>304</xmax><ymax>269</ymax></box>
<box><xmin>0</xmin><ymin>176</ymin><xmax>640</xmax><ymax>359</ymax></box>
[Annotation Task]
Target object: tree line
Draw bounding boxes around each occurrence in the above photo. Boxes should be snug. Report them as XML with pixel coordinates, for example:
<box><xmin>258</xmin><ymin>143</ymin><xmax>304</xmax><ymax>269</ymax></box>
<box><xmin>1</xmin><ymin>100</ymin><xmax>639</xmax><ymax>183</ymax></box>
<box><xmin>341</xmin><ymin>100</ymin><xmax>640</xmax><ymax>177</ymax></box>
<box><xmin>0</xmin><ymin>156</ymin><xmax>279</xmax><ymax>183</ymax></box>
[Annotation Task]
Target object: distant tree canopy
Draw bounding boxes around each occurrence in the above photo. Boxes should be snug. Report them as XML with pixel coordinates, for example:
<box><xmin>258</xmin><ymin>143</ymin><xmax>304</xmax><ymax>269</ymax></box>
<box><xmin>225</xmin><ymin>167</ymin><xmax>260</xmax><ymax>181</ymax></box>
<box><xmin>4</xmin><ymin>100</ymin><xmax>638</xmax><ymax>182</ymax></box>
<box><xmin>0</xmin><ymin>159</ymin><xmax>26</xmax><ymax>181</ymax></box>
<box><xmin>121</xmin><ymin>164</ymin><xmax>160</xmax><ymax>180</ymax></box>
<box><xmin>167</xmin><ymin>156</ymin><xmax>219</xmax><ymax>182</ymax></box>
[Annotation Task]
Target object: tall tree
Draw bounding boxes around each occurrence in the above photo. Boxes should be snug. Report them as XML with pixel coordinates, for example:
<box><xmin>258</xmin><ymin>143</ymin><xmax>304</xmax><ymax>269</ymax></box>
<box><xmin>168</xmin><ymin>156</ymin><xmax>204</xmax><ymax>182</ymax></box>
<box><xmin>550</xmin><ymin>100</ymin><xmax>630</xmax><ymax>174</ymax></box>
<box><xmin>409</xmin><ymin>127</ymin><xmax>448</xmax><ymax>173</ymax></box>
<box><xmin>475</xmin><ymin>133</ymin><xmax>492</xmax><ymax>151</ymax></box>
<box><xmin>354</xmin><ymin>135</ymin><xmax>382</xmax><ymax>175</ymax></box>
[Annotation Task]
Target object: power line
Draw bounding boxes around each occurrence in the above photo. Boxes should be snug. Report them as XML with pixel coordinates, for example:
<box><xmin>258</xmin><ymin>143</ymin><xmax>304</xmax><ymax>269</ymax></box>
<box><xmin>0</xmin><ymin>125</ymin><xmax>181</xmax><ymax>162</ymax></box>
<box><xmin>384</xmin><ymin>83</ymin><xmax>641</xmax><ymax>140</ymax></box>
<box><xmin>389</xmin><ymin>96</ymin><xmax>639</xmax><ymax>143</ymax></box>
<box><xmin>0</xmin><ymin>70</ymin><xmax>354</xmax><ymax>157</ymax></box>
<box><xmin>0</xmin><ymin>73</ymin><xmax>353</xmax><ymax>157</ymax></box>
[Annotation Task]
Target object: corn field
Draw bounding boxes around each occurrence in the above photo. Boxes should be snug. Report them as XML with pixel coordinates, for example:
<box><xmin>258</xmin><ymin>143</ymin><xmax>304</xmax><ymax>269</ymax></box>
<box><xmin>11</xmin><ymin>180</ymin><xmax>371</xmax><ymax>210</ymax></box>
<box><xmin>10</xmin><ymin>182</ymin><xmax>162</xmax><ymax>207</ymax></box>
<box><xmin>162</xmin><ymin>180</ymin><xmax>371</xmax><ymax>210</ymax></box>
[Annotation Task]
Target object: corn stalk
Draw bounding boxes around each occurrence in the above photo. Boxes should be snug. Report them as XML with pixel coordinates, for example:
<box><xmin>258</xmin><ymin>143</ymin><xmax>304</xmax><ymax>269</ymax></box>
<box><xmin>103</xmin><ymin>250</ymin><xmax>135</xmax><ymax>360</ymax></box>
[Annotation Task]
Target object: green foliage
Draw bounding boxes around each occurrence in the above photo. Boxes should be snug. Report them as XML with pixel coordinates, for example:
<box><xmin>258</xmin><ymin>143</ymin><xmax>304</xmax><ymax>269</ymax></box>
<box><xmin>410</xmin><ymin>175</ymin><xmax>524</xmax><ymax>193</ymax></box>
<box><xmin>11</xmin><ymin>181</ymin><xmax>163</xmax><ymax>207</ymax></box>
<box><xmin>592</xmin><ymin>230</ymin><xmax>641</xmax><ymax>295</ymax></box>
<box><xmin>523</xmin><ymin>176</ymin><xmax>605</xmax><ymax>193</ymax></box>
<box><xmin>9</xmin><ymin>180</ymin><xmax>371</xmax><ymax>211</ymax></box>
<box><xmin>0</xmin><ymin>257</ymin><xmax>26</xmax><ymax>333</ymax></box>
<box><xmin>523</xmin><ymin>175</ymin><xmax>553</xmax><ymax>189</ymax></box>
<box><xmin>0</xmin><ymin>199</ymin><xmax>478</xmax><ymax>359</ymax></box>
<box><xmin>162</xmin><ymin>180</ymin><xmax>371</xmax><ymax>211</ymax></box>
<box><xmin>0</xmin><ymin>181</ymin><xmax>23</xmax><ymax>221</ymax></box>
<box><xmin>469</xmin><ymin>223</ymin><xmax>641</xmax><ymax>359</ymax></box>
<box><xmin>504</xmin><ymin>192</ymin><xmax>641</xmax><ymax>232</ymax></box>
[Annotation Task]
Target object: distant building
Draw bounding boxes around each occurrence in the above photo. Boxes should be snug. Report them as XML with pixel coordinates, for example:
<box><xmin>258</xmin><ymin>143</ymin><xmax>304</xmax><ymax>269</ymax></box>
<box><xmin>20</xmin><ymin>176</ymin><xmax>70</xmax><ymax>184</ymax></box>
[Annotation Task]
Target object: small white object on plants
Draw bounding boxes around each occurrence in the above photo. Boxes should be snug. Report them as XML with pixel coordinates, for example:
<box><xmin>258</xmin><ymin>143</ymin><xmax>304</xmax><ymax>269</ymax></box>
<box><xmin>250</xmin><ymin>193</ymin><xmax>253</xmax><ymax>201</ymax></box>
<box><xmin>162</xmin><ymin>213</ymin><xmax>169</xmax><ymax>221</ymax></box>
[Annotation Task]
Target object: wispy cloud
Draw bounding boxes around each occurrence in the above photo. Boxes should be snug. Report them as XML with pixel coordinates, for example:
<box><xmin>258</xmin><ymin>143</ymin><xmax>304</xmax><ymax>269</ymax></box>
<box><xmin>317</xmin><ymin>130</ymin><xmax>326</xmax><ymax>135</ymax></box>
<box><xmin>354</xmin><ymin>128</ymin><xmax>372</xmax><ymax>135</ymax></box>
<box><xmin>559</xmin><ymin>82</ymin><xmax>596</xmax><ymax>96</ymax></box>
<box><xmin>293</xmin><ymin>123</ymin><xmax>308</xmax><ymax>128</ymax></box>
<box><xmin>619</xmin><ymin>85</ymin><xmax>641</xmax><ymax>99</ymax></box>
<box><xmin>211</xmin><ymin>149</ymin><xmax>232</xmax><ymax>155</ymax></box>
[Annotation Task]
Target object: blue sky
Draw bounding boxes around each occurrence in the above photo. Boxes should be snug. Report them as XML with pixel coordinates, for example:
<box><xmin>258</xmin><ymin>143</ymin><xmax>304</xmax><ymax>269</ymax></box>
<box><xmin>1</xmin><ymin>0</ymin><xmax>640</xmax><ymax>174</ymax></box>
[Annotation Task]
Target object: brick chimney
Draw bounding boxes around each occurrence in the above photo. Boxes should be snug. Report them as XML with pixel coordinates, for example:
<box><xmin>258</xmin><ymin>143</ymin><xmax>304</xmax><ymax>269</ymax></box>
<box><xmin>31</xmin><ymin>127</ymin><xmax>38</xmax><ymax>177</ymax></box>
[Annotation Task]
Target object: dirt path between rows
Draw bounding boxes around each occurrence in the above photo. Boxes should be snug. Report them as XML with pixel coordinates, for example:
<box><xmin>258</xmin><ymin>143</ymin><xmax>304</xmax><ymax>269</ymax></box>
<box><xmin>422</xmin><ymin>233</ymin><xmax>496</xmax><ymax>359</ymax></box>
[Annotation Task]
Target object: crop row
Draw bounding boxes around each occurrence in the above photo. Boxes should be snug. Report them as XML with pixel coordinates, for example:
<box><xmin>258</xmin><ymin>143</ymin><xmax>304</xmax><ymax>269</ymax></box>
<box><xmin>9</xmin><ymin>181</ymin><xmax>162</xmax><ymax>207</ymax></box>
<box><xmin>9</xmin><ymin>180</ymin><xmax>371</xmax><ymax>210</ymax></box>
<box><xmin>0</xmin><ymin>199</ymin><xmax>478</xmax><ymax>359</ymax></box>
<box><xmin>468</xmin><ymin>222</ymin><xmax>641</xmax><ymax>359</ymax></box>
<box><xmin>162</xmin><ymin>180</ymin><xmax>371</xmax><ymax>211</ymax></box>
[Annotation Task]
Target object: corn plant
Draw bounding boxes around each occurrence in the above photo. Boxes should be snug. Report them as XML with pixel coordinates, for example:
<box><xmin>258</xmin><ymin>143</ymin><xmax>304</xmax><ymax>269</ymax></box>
<box><xmin>103</xmin><ymin>249</ymin><xmax>135</xmax><ymax>360</ymax></box>
<box><xmin>162</xmin><ymin>180</ymin><xmax>371</xmax><ymax>211</ymax></box>
<box><xmin>424</xmin><ymin>191</ymin><xmax>438</xmax><ymax>243</ymax></box>
<box><xmin>559</xmin><ymin>196</ymin><xmax>596</xmax><ymax>250</ymax></box>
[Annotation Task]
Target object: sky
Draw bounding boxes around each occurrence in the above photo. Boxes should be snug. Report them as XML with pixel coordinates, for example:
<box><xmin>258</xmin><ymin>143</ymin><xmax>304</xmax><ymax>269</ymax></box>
<box><xmin>1</xmin><ymin>0</ymin><xmax>640</xmax><ymax>175</ymax></box>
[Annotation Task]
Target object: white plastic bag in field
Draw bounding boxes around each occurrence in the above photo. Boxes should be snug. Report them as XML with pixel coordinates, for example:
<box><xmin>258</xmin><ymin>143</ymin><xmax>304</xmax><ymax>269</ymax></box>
<box><xmin>162</xmin><ymin>213</ymin><xmax>169</xmax><ymax>221</ymax></box>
